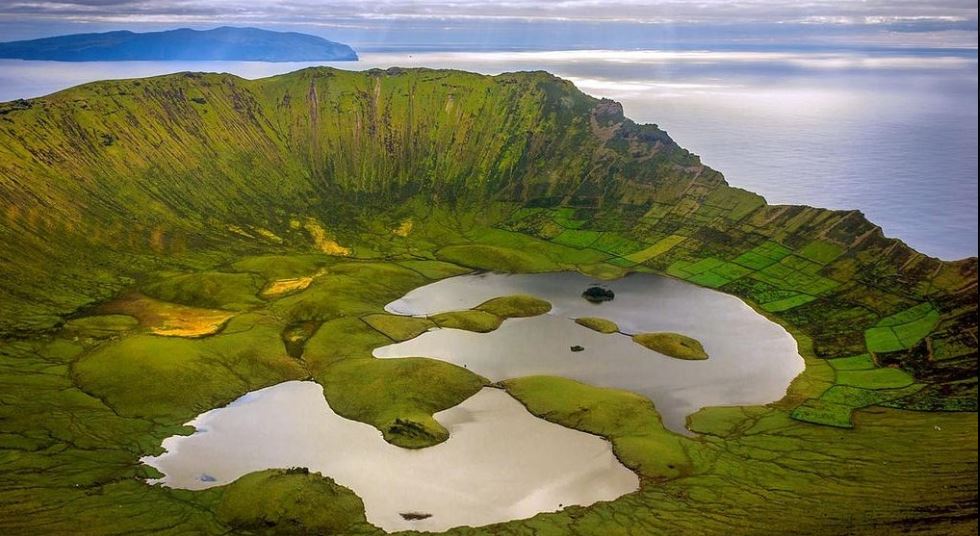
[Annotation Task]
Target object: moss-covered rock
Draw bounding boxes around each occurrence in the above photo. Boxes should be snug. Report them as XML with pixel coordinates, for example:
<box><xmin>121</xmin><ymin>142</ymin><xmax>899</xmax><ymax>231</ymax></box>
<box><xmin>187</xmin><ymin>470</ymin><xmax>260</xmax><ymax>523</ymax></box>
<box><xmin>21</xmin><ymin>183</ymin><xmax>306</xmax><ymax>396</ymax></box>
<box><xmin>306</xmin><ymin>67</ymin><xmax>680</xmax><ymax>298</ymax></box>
<box><xmin>582</xmin><ymin>286</ymin><xmax>615</xmax><ymax>303</ymax></box>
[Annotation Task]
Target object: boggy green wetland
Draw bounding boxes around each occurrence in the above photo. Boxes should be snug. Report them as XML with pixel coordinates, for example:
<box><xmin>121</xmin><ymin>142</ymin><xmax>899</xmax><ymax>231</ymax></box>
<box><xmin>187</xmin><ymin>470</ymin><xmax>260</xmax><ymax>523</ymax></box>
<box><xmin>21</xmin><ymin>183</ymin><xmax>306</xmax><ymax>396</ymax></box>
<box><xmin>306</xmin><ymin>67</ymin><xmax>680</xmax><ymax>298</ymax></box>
<box><xmin>0</xmin><ymin>67</ymin><xmax>976</xmax><ymax>534</ymax></box>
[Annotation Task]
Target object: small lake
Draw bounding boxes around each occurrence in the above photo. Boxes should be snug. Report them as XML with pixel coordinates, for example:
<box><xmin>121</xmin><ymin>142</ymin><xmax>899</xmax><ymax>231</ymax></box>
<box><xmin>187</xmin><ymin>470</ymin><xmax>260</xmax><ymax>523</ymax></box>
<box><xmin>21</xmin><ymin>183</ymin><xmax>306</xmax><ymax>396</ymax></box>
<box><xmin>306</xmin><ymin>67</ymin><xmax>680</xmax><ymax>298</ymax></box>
<box><xmin>377</xmin><ymin>272</ymin><xmax>805</xmax><ymax>432</ymax></box>
<box><xmin>143</xmin><ymin>381</ymin><xmax>638</xmax><ymax>533</ymax></box>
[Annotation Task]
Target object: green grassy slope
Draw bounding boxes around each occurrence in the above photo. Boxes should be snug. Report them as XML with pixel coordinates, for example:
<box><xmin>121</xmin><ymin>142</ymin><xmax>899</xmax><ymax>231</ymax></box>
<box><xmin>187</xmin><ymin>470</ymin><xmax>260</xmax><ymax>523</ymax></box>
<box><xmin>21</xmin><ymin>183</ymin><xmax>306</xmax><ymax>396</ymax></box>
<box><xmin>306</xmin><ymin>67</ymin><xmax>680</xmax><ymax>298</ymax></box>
<box><xmin>0</xmin><ymin>68</ymin><xmax>976</xmax><ymax>534</ymax></box>
<box><xmin>2</xmin><ymin>67</ymin><xmax>972</xmax><ymax>403</ymax></box>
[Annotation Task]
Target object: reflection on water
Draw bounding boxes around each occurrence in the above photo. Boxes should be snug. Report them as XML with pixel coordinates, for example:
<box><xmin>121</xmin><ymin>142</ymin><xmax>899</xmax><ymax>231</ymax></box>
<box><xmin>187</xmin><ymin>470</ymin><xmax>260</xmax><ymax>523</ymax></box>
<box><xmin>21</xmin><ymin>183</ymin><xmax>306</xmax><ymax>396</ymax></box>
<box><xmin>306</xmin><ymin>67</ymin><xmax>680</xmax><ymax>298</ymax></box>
<box><xmin>2</xmin><ymin>48</ymin><xmax>974</xmax><ymax>258</ymax></box>
<box><xmin>143</xmin><ymin>382</ymin><xmax>638</xmax><ymax>533</ymax></box>
<box><xmin>377</xmin><ymin>272</ymin><xmax>805</xmax><ymax>433</ymax></box>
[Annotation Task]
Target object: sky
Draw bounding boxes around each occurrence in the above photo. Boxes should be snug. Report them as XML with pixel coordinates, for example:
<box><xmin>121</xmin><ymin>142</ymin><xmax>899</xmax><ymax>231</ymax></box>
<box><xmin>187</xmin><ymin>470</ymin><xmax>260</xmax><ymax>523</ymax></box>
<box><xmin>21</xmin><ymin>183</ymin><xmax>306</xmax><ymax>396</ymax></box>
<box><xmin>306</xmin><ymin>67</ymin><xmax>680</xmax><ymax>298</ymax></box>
<box><xmin>0</xmin><ymin>0</ymin><xmax>977</xmax><ymax>50</ymax></box>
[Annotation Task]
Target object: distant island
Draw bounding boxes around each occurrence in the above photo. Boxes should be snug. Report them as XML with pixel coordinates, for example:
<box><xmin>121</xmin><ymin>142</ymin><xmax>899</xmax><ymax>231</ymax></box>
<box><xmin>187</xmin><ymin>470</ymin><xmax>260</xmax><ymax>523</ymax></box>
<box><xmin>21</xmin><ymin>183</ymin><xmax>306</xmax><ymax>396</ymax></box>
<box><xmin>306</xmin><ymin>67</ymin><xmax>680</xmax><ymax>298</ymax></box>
<box><xmin>0</xmin><ymin>26</ymin><xmax>357</xmax><ymax>62</ymax></box>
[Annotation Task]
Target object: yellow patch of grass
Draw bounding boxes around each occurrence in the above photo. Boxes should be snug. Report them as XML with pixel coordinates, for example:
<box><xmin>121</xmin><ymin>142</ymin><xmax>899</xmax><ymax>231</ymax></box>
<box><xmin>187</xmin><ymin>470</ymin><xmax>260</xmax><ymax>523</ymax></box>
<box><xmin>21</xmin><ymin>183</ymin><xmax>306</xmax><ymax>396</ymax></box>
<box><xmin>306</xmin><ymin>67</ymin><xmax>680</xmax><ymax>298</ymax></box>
<box><xmin>303</xmin><ymin>218</ymin><xmax>352</xmax><ymax>256</ymax></box>
<box><xmin>260</xmin><ymin>277</ymin><xmax>313</xmax><ymax>299</ymax></box>
<box><xmin>625</xmin><ymin>234</ymin><xmax>687</xmax><ymax>264</ymax></box>
<box><xmin>254</xmin><ymin>227</ymin><xmax>283</xmax><ymax>244</ymax></box>
<box><xmin>98</xmin><ymin>293</ymin><xmax>234</xmax><ymax>337</ymax></box>
<box><xmin>393</xmin><ymin>219</ymin><xmax>414</xmax><ymax>237</ymax></box>
<box><xmin>226</xmin><ymin>225</ymin><xmax>255</xmax><ymax>239</ymax></box>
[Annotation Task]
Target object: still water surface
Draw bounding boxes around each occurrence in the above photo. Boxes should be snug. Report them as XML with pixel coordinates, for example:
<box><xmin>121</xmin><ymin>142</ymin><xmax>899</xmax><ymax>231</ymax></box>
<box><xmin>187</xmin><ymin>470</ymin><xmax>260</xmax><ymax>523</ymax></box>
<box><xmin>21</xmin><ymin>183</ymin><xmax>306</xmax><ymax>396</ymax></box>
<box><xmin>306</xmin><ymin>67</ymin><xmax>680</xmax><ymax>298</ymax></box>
<box><xmin>377</xmin><ymin>271</ymin><xmax>805</xmax><ymax>433</ymax></box>
<box><xmin>147</xmin><ymin>270</ymin><xmax>802</xmax><ymax>529</ymax></box>
<box><xmin>143</xmin><ymin>382</ymin><xmax>638</xmax><ymax>532</ymax></box>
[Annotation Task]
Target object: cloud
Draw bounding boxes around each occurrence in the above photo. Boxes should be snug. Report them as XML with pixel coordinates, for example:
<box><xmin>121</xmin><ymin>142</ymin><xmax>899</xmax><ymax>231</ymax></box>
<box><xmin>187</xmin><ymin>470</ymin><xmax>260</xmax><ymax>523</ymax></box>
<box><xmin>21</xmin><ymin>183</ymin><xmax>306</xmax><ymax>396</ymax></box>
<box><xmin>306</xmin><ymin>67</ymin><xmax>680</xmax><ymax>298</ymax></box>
<box><xmin>0</xmin><ymin>0</ymin><xmax>976</xmax><ymax>25</ymax></box>
<box><xmin>0</xmin><ymin>1</ymin><xmax>975</xmax><ymax>49</ymax></box>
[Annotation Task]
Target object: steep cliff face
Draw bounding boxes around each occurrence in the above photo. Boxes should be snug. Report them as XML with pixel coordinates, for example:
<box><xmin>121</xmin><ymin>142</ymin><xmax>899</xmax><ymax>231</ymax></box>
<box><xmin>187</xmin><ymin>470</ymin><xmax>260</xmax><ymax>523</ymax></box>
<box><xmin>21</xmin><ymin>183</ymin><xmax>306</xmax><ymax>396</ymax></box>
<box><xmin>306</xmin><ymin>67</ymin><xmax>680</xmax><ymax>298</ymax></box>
<box><xmin>0</xmin><ymin>68</ymin><xmax>700</xmax><ymax>217</ymax></box>
<box><xmin>0</xmin><ymin>68</ymin><xmax>692</xmax><ymax>326</ymax></box>
<box><xmin>0</xmin><ymin>67</ymin><xmax>975</xmax><ymax>404</ymax></box>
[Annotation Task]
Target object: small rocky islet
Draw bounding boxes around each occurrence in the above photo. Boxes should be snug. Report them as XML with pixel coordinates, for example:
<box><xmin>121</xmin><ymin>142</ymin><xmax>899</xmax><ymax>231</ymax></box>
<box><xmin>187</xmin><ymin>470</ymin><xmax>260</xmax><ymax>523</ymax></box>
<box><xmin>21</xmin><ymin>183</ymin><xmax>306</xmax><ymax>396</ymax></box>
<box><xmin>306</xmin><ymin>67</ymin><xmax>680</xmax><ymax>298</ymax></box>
<box><xmin>582</xmin><ymin>286</ymin><xmax>615</xmax><ymax>303</ymax></box>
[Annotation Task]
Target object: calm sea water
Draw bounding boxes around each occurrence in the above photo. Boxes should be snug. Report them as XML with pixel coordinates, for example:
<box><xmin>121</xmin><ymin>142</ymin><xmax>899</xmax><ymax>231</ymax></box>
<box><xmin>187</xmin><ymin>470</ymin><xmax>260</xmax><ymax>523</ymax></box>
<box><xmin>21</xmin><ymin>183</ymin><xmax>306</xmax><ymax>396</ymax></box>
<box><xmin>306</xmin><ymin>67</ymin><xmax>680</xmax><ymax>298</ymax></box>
<box><xmin>1</xmin><ymin>49</ymin><xmax>975</xmax><ymax>259</ymax></box>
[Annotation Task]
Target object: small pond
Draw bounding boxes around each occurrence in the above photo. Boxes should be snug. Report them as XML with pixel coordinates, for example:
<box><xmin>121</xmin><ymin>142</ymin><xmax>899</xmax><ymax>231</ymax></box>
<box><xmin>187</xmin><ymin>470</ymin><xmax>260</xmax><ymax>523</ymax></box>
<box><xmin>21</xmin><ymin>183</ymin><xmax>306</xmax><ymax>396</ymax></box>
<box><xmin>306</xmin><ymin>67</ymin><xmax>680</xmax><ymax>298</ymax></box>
<box><xmin>377</xmin><ymin>271</ymin><xmax>805</xmax><ymax>432</ymax></box>
<box><xmin>143</xmin><ymin>381</ymin><xmax>638</xmax><ymax>532</ymax></box>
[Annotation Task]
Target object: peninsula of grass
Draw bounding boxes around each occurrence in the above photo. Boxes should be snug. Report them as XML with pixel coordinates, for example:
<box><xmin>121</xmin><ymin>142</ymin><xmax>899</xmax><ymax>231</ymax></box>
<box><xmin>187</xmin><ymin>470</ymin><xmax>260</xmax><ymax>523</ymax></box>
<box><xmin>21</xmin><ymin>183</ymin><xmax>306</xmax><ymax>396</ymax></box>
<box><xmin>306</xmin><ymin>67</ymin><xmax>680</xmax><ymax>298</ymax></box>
<box><xmin>362</xmin><ymin>313</ymin><xmax>435</xmax><ymax>342</ymax></box>
<box><xmin>575</xmin><ymin>316</ymin><xmax>620</xmax><ymax>334</ymax></box>
<box><xmin>632</xmin><ymin>332</ymin><xmax>709</xmax><ymax>360</ymax></box>
<box><xmin>474</xmin><ymin>294</ymin><xmax>552</xmax><ymax>317</ymax></box>
<box><xmin>430</xmin><ymin>310</ymin><xmax>503</xmax><ymax>333</ymax></box>
<box><xmin>426</xmin><ymin>294</ymin><xmax>551</xmax><ymax>333</ymax></box>
<box><xmin>216</xmin><ymin>468</ymin><xmax>373</xmax><ymax>535</ymax></box>
<box><xmin>502</xmin><ymin>375</ymin><xmax>691</xmax><ymax>480</ymax></box>
<box><xmin>316</xmin><ymin>357</ymin><xmax>487</xmax><ymax>449</ymax></box>
<box><xmin>302</xmin><ymin>317</ymin><xmax>394</xmax><ymax>372</ymax></box>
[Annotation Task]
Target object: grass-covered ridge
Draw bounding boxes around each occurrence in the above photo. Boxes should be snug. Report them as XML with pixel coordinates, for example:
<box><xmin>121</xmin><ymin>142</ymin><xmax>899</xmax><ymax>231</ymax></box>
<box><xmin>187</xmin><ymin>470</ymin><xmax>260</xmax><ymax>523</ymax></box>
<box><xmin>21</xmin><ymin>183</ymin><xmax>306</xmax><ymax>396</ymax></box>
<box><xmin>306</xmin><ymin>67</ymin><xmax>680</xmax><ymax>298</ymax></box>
<box><xmin>503</xmin><ymin>376</ymin><xmax>692</xmax><ymax>480</ymax></box>
<box><xmin>422</xmin><ymin>294</ymin><xmax>553</xmax><ymax>334</ymax></box>
<box><xmin>0</xmin><ymin>68</ymin><xmax>976</xmax><ymax>534</ymax></box>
